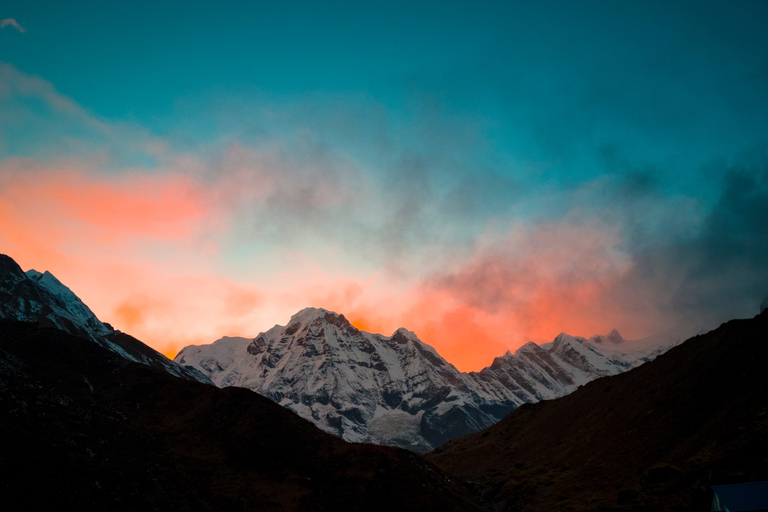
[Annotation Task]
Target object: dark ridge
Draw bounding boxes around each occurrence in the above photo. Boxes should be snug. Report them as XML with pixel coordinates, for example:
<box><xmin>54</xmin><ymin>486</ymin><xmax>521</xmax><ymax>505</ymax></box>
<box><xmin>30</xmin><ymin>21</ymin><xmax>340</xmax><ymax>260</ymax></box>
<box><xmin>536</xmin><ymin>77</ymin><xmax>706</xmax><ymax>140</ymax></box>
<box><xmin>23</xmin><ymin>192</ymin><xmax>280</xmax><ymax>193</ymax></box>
<box><xmin>0</xmin><ymin>319</ymin><xmax>489</xmax><ymax>511</ymax></box>
<box><xmin>0</xmin><ymin>253</ymin><xmax>25</xmax><ymax>281</ymax></box>
<box><xmin>427</xmin><ymin>312</ymin><xmax>768</xmax><ymax>512</ymax></box>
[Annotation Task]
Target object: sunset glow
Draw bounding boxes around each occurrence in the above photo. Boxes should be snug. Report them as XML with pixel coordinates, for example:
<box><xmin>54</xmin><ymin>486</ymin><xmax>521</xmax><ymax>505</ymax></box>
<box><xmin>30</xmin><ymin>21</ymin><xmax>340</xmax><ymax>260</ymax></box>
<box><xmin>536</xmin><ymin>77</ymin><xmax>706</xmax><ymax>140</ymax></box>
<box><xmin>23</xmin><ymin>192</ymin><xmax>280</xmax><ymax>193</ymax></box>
<box><xmin>2</xmin><ymin>2</ymin><xmax>767</xmax><ymax>371</ymax></box>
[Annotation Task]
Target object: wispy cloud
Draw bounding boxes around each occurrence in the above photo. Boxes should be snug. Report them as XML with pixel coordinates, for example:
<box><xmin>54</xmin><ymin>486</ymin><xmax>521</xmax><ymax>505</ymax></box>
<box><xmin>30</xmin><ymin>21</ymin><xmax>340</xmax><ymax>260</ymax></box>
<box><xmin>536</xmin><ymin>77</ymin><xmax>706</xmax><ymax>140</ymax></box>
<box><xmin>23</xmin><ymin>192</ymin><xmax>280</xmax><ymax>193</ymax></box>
<box><xmin>1</xmin><ymin>18</ymin><xmax>25</xmax><ymax>33</ymax></box>
<box><xmin>2</xmin><ymin>61</ymin><xmax>768</xmax><ymax>371</ymax></box>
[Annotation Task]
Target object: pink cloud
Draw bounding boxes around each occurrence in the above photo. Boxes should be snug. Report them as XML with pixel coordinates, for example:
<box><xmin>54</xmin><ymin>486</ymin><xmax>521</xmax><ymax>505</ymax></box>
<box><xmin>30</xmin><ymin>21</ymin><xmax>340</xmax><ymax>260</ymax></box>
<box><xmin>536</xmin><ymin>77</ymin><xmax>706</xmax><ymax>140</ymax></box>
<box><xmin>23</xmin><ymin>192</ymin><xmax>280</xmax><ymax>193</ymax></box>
<box><xmin>0</xmin><ymin>156</ymin><xmax>399</xmax><ymax>360</ymax></box>
<box><xmin>0</xmin><ymin>159</ymin><xmax>232</xmax><ymax>352</ymax></box>
<box><xmin>0</xmin><ymin>90</ymin><xmax>675</xmax><ymax>374</ymax></box>
<box><xmin>298</xmin><ymin>220</ymin><xmax>652</xmax><ymax>372</ymax></box>
<box><xmin>0</xmin><ymin>153</ymin><xmax>667</xmax><ymax>372</ymax></box>
<box><xmin>378</xmin><ymin>221</ymin><xmax>668</xmax><ymax>371</ymax></box>
<box><xmin>0</xmin><ymin>156</ymin><xmax>649</xmax><ymax>372</ymax></box>
<box><xmin>0</xmin><ymin>160</ymin><xmax>216</xmax><ymax>246</ymax></box>
<box><xmin>1</xmin><ymin>18</ymin><xmax>25</xmax><ymax>33</ymax></box>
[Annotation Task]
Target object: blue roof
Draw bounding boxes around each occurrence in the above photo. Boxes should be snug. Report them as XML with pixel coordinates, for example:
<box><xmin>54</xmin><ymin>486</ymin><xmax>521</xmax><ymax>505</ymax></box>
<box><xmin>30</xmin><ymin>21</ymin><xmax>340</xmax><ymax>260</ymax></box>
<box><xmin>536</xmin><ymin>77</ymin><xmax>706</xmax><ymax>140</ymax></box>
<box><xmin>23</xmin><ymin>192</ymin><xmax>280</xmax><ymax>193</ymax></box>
<box><xmin>712</xmin><ymin>482</ymin><xmax>768</xmax><ymax>512</ymax></box>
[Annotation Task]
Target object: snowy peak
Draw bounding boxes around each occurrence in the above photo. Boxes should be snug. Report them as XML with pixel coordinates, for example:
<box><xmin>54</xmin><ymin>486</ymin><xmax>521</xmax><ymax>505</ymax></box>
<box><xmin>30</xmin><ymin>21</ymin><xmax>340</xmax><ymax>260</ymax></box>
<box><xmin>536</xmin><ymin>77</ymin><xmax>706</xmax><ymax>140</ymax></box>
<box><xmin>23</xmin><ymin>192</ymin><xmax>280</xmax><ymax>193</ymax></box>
<box><xmin>392</xmin><ymin>326</ymin><xmax>418</xmax><ymax>339</ymax></box>
<box><xmin>177</xmin><ymin>308</ymin><xmax>491</xmax><ymax>451</ymax></box>
<box><xmin>284</xmin><ymin>306</ymin><xmax>360</xmax><ymax>338</ymax></box>
<box><xmin>288</xmin><ymin>306</ymin><xmax>334</xmax><ymax>325</ymax></box>
<box><xmin>0</xmin><ymin>253</ymin><xmax>210</xmax><ymax>385</ymax></box>
<box><xmin>25</xmin><ymin>269</ymin><xmax>111</xmax><ymax>335</ymax></box>
<box><xmin>177</xmin><ymin>307</ymin><xmax>679</xmax><ymax>453</ymax></box>
<box><xmin>0</xmin><ymin>258</ymin><xmax>109</xmax><ymax>338</ymax></box>
<box><xmin>287</xmin><ymin>306</ymin><xmax>352</xmax><ymax>328</ymax></box>
<box><xmin>591</xmin><ymin>328</ymin><xmax>625</xmax><ymax>345</ymax></box>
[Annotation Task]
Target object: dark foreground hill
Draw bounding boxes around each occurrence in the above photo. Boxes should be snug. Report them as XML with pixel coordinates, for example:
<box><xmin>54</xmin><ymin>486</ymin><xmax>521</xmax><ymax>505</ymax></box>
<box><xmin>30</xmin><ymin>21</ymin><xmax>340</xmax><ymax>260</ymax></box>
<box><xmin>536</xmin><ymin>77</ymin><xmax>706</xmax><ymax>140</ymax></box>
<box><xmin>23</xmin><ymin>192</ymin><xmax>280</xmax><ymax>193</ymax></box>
<box><xmin>0</xmin><ymin>320</ymin><xmax>488</xmax><ymax>511</ymax></box>
<box><xmin>427</xmin><ymin>312</ymin><xmax>768</xmax><ymax>511</ymax></box>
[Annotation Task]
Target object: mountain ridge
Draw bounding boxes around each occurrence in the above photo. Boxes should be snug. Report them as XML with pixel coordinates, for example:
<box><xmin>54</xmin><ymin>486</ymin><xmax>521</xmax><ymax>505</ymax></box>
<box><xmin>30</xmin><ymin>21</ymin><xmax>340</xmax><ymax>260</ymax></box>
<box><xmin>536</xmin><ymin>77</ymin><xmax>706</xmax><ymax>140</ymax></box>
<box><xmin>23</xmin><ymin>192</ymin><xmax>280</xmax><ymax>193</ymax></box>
<box><xmin>176</xmin><ymin>306</ymin><xmax>680</xmax><ymax>452</ymax></box>
<box><xmin>0</xmin><ymin>254</ymin><xmax>210</xmax><ymax>384</ymax></box>
<box><xmin>426</xmin><ymin>311</ymin><xmax>768</xmax><ymax>511</ymax></box>
<box><xmin>0</xmin><ymin>317</ymin><xmax>488</xmax><ymax>511</ymax></box>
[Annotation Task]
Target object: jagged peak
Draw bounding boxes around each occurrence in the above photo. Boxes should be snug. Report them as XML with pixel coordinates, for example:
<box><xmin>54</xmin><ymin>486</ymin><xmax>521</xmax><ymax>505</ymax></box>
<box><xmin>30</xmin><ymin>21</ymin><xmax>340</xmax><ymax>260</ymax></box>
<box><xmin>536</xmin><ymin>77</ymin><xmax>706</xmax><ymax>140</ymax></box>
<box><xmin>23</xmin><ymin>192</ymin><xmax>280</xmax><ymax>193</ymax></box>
<box><xmin>391</xmin><ymin>327</ymin><xmax>417</xmax><ymax>345</ymax></box>
<box><xmin>289</xmin><ymin>306</ymin><xmax>335</xmax><ymax>324</ymax></box>
<box><xmin>25</xmin><ymin>269</ymin><xmax>44</xmax><ymax>280</ymax></box>
<box><xmin>550</xmin><ymin>332</ymin><xmax>588</xmax><ymax>352</ymax></box>
<box><xmin>606</xmin><ymin>328</ymin><xmax>624</xmax><ymax>343</ymax></box>
<box><xmin>516</xmin><ymin>341</ymin><xmax>541</xmax><ymax>354</ymax></box>
<box><xmin>591</xmin><ymin>328</ymin><xmax>625</xmax><ymax>345</ymax></box>
<box><xmin>284</xmin><ymin>307</ymin><xmax>356</xmax><ymax>334</ymax></box>
<box><xmin>0</xmin><ymin>253</ymin><xmax>26</xmax><ymax>283</ymax></box>
<box><xmin>392</xmin><ymin>326</ymin><xmax>418</xmax><ymax>339</ymax></box>
<box><xmin>489</xmin><ymin>349</ymin><xmax>515</xmax><ymax>369</ymax></box>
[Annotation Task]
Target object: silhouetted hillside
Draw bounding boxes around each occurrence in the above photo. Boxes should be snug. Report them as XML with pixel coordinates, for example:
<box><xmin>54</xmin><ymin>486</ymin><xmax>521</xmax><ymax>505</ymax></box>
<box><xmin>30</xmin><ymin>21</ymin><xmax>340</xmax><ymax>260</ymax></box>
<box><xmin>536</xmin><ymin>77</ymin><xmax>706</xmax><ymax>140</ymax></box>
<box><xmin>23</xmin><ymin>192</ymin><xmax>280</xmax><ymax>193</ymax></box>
<box><xmin>427</xmin><ymin>312</ymin><xmax>768</xmax><ymax>511</ymax></box>
<box><xmin>0</xmin><ymin>319</ymin><xmax>488</xmax><ymax>511</ymax></box>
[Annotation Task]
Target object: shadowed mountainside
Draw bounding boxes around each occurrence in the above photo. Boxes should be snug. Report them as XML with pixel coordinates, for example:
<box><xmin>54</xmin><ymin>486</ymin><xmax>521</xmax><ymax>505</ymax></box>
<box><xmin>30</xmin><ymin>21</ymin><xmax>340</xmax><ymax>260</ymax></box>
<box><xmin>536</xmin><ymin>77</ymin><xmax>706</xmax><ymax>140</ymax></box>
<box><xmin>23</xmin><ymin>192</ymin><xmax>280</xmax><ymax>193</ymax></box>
<box><xmin>427</xmin><ymin>311</ymin><xmax>768</xmax><ymax>512</ymax></box>
<box><xmin>0</xmin><ymin>319</ymin><xmax>489</xmax><ymax>511</ymax></box>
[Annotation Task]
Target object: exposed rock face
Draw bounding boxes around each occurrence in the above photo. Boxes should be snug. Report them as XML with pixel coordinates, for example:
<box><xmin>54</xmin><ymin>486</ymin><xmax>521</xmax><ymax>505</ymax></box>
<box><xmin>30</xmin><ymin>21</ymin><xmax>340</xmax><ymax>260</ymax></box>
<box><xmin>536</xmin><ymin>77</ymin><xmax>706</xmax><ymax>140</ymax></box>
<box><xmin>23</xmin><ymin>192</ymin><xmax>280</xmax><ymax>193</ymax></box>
<box><xmin>177</xmin><ymin>308</ymin><xmax>678</xmax><ymax>452</ymax></box>
<box><xmin>0</xmin><ymin>253</ymin><xmax>210</xmax><ymax>384</ymax></box>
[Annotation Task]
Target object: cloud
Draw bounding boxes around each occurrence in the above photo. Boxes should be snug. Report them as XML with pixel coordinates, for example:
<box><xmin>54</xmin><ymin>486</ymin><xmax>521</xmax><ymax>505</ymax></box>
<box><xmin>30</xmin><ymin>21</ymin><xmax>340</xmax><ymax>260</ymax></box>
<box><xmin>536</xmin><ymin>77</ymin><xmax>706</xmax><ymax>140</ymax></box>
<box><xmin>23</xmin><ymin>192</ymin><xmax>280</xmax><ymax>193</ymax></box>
<box><xmin>610</xmin><ymin>163</ymin><xmax>768</xmax><ymax>332</ymax></box>
<box><xmin>386</xmin><ymin>220</ymin><xmax>633</xmax><ymax>369</ymax></box>
<box><xmin>0</xmin><ymin>18</ymin><xmax>25</xmax><ymax>33</ymax></box>
<box><xmin>0</xmin><ymin>160</ymin><xmax>217</xmax><ymax>247</ymax></box>
<box><xmin>0</xmin><ymin>157</ymin><xmax>261</xmax><ymax>357</ymax></box>
<box><xmin>0</xmin><ymin>63</ymin><xmax>163</xmax><ymax>168</ymax></box>
<box><xmin>2</xmin><ymin>58</ymin><xmax>768</xmax><ymax>372</ymax></box>
<box><xmin>0</xmin><ymin>63</ymin><xmax>81</xmax><ymax>115</ymax></box>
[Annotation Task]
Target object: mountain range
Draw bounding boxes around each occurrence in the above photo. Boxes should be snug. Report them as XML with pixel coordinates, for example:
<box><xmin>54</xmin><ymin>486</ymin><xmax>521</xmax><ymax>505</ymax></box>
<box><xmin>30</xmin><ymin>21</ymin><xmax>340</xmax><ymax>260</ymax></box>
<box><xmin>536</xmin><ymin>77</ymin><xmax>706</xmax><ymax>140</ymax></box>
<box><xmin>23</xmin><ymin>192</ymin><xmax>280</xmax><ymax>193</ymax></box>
<box><xmin>0</xmin><ymin>310</ymin><xmax>486</xmax><ymax>511</ymax></box>
<box><xmin>175</xmin><ymin>307</ymin><xmax>680</xmax><ymax>451</ymax></box>
<box><xmin>1</xmin><ymin>252</ymin><xmax>765</xmax><ymax>511</ymax></box>
<box><xmin>427</xmin><ymin>311</ymin><xmax>768</xmax><ymax>511</ymax></box>
<box><xmin>0</xmin><ymin>253</ymin><xmax>680</xmax><ymax>453</ymax></box>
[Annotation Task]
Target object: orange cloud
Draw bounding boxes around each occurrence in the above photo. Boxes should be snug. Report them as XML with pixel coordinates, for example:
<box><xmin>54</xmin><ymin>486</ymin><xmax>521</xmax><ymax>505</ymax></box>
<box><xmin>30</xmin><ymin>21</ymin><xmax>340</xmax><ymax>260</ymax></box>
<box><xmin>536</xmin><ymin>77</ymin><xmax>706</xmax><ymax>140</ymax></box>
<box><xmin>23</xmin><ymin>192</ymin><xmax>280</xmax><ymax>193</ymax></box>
<box><xmin>0</xmin><ymin>160</ymin><xmax>228</xmax><ymax>349</ymax></box>
<box><xmin>0</xmin><ymin>154</ymin><xmax>659</xmax><ymax>374</ymax></box>
<box><xmin>381</xmin><ymin>221</ymin><xmax>647</xmax><ymax>371</ymax></box>
<box><xmin>0</xmin><ymin>162</ymin><xmax>212</xmax><ymax>244</ymax></box>
<box><xmin>297</xmin><ymin>220</ymin><xmax>644</xmax><ymax>372</ymax></box>
<box><xmin>114</xmin><ymin>300</ymin><xmax>146</xmax><ymax>331</ymax></box>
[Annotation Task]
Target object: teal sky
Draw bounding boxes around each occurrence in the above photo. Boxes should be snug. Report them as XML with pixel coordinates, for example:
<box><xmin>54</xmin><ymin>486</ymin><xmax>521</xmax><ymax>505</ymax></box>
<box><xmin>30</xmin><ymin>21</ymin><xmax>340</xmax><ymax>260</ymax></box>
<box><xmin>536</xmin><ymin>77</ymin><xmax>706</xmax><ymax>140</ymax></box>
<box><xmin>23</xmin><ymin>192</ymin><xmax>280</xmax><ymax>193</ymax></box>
<box><xmin>6</xmin><ymin>1</ymin><xmax>767</xmax><ymax>178</ymax></box>
<box><xmin>1</xmin><ymin>1</ymin><xmax>767</xmax><ymax>369</ymax></box>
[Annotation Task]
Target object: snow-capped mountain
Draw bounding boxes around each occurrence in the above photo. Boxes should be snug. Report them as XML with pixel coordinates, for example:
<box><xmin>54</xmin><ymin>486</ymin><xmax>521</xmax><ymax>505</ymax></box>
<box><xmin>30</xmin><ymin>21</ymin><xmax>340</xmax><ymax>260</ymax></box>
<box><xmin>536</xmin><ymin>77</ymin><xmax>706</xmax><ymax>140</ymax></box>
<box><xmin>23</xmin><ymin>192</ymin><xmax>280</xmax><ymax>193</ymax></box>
<box><xmin>176</xmin><ymin>307</ymin><xmax>680</xmax><ymax>452</ymax></box>
<box><xmin>468</xmin><ymin>329</ymin><xmax>676</xmax><ymax>406</ymax></box>
<box><xmin>0</xmin><ymin>255</ymin><xmax>111</xmax><ymax>339</ymax></box>
<box><xmin>0</xmin><ymin>254</ymin><xmax>210</xmax><ymax>384</ymax></box>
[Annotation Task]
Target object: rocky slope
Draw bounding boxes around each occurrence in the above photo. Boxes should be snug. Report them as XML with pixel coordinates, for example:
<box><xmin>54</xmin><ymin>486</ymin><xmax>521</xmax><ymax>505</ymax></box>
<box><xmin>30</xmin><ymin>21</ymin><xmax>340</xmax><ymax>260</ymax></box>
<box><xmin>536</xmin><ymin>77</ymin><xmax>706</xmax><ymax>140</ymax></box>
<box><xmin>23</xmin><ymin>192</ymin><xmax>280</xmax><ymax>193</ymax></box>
<box><xmin>176</xmin><ymin>307</ymin><xmax>679</xmax><ymax>451</ymax></box>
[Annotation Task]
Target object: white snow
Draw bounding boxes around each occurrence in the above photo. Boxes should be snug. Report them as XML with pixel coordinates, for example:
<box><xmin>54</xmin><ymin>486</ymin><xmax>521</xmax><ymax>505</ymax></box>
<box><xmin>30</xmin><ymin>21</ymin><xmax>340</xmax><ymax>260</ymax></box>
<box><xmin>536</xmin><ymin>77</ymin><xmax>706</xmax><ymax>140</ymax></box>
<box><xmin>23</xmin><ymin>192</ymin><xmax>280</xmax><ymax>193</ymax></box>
<box><xmin>175</xmin><ymin>308</ymin><xmax>682</xmax><ymax>451</ymax></box>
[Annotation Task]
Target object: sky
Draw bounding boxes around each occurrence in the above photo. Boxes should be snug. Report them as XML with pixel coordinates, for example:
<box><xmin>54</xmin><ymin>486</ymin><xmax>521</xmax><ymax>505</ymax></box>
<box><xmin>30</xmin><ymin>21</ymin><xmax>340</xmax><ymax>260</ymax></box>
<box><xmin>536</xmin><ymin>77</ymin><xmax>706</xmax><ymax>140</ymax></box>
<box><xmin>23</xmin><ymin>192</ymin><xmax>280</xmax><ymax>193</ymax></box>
<box><xmin>1</xmin><ymin>1</ymin><xmax>767</xmax><ymax>371</ymax></box>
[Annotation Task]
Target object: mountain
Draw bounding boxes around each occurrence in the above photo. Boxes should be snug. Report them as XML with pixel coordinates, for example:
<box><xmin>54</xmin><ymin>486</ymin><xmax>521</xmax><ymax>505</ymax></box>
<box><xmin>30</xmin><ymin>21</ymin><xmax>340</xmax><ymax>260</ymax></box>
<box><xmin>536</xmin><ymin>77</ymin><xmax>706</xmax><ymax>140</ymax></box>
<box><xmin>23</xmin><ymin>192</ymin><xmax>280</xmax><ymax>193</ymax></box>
<box><xmin>426</xmin><ymin>311</ymin><xmax>768</xmax><ymax>511</ymax></box>
<box><xmin>0</xmin><ymin>254</ymin><xmax>209</xmax><ymax>383</ymax></box>
<box><xmin>0</xmin><ymin>319</ymin><xmax>488</xmax><ymax>511</ymax></box>
<box><xmin>176</xmin><ymin>307</ymin><xmax>679</xmax><ymax>452</ymax></box>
